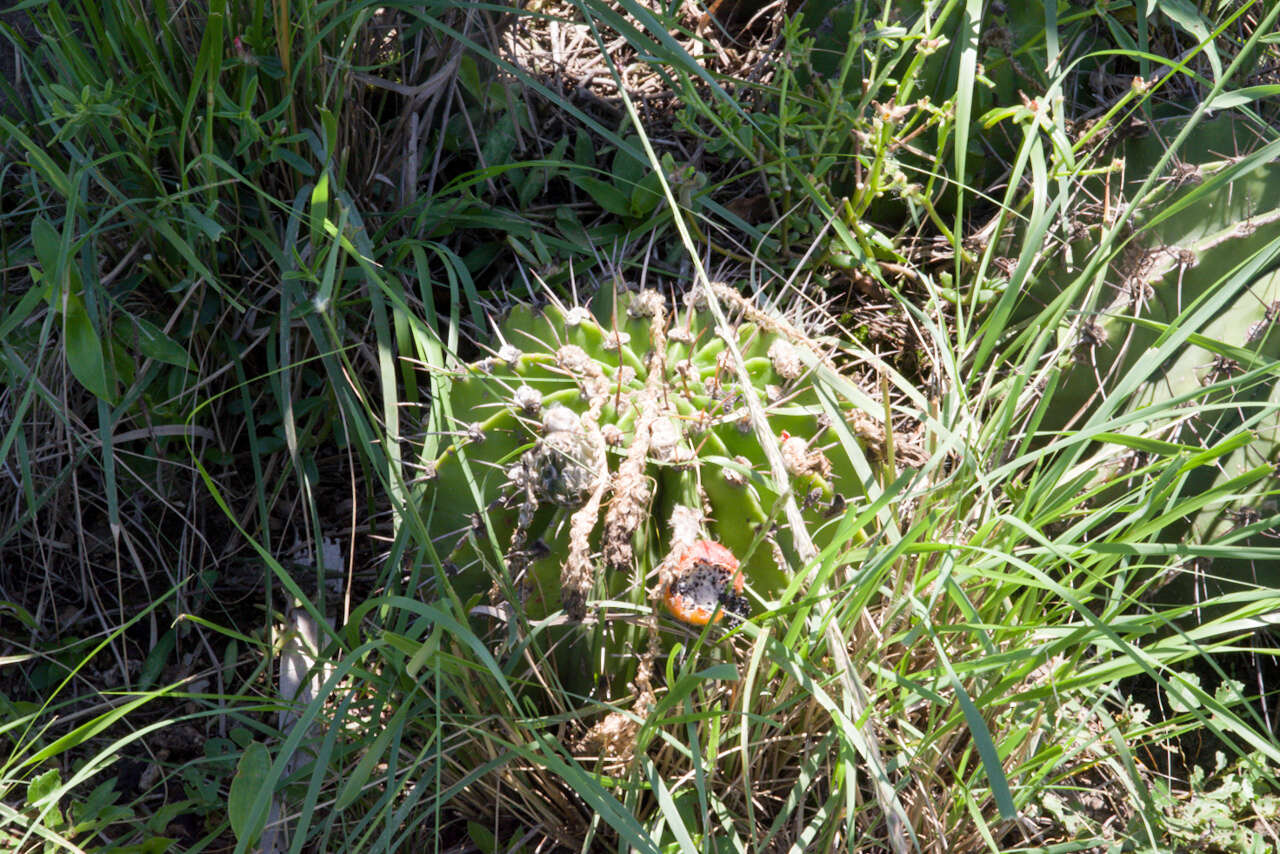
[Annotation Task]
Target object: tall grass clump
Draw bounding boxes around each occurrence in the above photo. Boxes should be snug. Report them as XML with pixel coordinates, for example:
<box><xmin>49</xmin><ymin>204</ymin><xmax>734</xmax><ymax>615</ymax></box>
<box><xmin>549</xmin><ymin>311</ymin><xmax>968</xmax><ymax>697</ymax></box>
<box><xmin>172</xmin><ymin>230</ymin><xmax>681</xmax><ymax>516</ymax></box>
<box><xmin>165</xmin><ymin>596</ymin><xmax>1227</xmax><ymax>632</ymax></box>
<box><xmin>324</xmin><ymin>2</ymin><xmax>1280</xmax><ymax>851</ymax></box>
<box><xmin>1</xmin><ymin>0</ymin><xmax>525</xmax><ymax>847</ymax></box>
<box><xmin>4</xmin><ymin>0</ymin><xmax>1280</xmax><ymax>851</ymax></box>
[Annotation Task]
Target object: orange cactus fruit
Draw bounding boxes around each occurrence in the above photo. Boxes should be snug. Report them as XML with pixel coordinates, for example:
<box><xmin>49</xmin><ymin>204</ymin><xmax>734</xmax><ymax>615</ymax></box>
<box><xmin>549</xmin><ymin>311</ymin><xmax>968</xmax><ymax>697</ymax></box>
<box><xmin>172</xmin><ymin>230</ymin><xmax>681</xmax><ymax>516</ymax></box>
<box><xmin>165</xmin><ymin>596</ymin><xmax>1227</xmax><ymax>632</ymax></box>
<box><xmin>663</xmin><ymin>539</ymin><xmax>749</xmax><ymax>626</ymax></box>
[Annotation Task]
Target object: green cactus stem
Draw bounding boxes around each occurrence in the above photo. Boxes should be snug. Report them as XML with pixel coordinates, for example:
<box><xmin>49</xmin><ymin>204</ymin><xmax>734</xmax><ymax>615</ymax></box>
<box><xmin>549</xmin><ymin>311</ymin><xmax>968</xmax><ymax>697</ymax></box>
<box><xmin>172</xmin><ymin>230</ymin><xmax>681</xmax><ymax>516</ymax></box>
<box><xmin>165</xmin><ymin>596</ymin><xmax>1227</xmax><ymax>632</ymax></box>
<box><xmin>419</xmin><ymin>283</ymin><xmax>890</xmax><ymax>627</ymax></box>
<box><xmin>1028</xmin><ymin>119</ymin><xmax>1280</xmax><ymax>610</ymax></box>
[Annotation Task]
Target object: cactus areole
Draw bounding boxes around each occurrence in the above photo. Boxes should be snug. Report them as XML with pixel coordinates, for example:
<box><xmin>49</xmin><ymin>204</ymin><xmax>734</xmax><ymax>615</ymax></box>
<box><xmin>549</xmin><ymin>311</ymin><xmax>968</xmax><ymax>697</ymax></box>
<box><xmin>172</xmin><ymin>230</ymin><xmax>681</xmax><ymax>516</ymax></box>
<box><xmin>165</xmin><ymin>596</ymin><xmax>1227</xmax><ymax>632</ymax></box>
<box><xmin>422</xmin><ymin>284</ymin><xmax>872</xmax><ymax>622</ymax></box>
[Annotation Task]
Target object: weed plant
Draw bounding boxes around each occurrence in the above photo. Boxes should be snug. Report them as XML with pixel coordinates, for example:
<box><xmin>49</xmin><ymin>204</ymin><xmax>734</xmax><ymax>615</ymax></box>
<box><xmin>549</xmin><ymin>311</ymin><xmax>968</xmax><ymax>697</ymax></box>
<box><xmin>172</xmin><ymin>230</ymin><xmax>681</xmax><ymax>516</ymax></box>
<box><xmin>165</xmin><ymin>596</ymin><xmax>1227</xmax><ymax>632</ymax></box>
<box><xmin>3</xmin><ymin>0</ymin><xmax>1280</xmax><ymax>852</ymax></box>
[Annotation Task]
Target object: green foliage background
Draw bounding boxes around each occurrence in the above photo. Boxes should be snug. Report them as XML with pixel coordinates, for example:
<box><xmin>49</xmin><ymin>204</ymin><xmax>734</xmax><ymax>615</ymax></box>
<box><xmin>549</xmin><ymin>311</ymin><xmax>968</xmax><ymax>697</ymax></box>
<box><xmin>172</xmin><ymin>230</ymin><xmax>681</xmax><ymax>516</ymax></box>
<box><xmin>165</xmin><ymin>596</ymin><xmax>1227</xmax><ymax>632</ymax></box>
<box><xmin>3</xmin><ymin>0</ymin><xmax>1280</xmax><ymax>851</ymax></box>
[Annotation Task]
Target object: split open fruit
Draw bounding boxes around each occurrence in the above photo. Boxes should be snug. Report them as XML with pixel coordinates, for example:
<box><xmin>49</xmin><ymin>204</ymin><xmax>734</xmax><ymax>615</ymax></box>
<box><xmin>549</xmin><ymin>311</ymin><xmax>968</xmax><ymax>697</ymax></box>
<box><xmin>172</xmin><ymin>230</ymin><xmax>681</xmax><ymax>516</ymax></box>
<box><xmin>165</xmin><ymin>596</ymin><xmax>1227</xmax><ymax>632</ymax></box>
<box><xmin>663</xmin><ymin>539</ymin><xmax>748</xmax><ymax>626</ymax></box>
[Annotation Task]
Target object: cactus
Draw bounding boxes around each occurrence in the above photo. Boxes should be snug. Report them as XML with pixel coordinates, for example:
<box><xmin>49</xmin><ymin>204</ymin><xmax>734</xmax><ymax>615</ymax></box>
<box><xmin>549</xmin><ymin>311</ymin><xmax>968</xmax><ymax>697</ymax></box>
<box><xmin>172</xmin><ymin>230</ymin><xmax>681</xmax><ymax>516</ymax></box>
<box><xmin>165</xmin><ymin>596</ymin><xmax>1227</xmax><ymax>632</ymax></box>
<box><xmin>1029</xmin><ymin>118</ymin><xmax>1280</xmax><ymax>426</ymax></box>
<box><xmin>419</xmin><ymin>283</ymin><xmax>887</xmax><ymax>630</ymax></box>
<box><xmin>1032</xmin><ymin>118</ymin><xmax>1280</xmax><ymax>603</ymax></box>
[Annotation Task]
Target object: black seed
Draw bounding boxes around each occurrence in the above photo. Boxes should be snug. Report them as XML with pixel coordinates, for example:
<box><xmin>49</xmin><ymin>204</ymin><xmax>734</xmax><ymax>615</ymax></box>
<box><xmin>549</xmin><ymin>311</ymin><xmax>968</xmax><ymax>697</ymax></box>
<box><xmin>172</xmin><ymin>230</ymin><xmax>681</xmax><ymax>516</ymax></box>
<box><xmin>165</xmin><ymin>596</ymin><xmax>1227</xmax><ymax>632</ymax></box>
<box><xmin>720</xmin><ymin>592</ymin><xmax>750</xmax><ymax>620</ymax></box>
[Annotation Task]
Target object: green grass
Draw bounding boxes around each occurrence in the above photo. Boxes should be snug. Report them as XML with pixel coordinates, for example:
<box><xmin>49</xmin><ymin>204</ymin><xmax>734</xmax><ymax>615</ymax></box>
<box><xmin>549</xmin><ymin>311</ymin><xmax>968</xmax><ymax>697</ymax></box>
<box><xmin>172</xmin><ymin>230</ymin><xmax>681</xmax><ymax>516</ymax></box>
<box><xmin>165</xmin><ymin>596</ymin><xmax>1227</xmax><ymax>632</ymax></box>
<box><xmin>3</xmin><ymin>0</ymin><xmax>1280</xmax><ymax>851</ymax></box>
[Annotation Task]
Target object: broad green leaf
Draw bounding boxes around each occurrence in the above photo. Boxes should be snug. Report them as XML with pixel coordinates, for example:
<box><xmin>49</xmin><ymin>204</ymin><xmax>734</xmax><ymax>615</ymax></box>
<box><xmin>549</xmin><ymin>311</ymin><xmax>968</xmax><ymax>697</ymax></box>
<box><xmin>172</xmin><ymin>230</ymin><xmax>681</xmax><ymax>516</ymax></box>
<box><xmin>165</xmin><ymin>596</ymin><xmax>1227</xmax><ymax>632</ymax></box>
<box><xmin>1166</xmin><ymin>670</ymin><xmax>1203</xmax><ymax>714</ymax></box>
<box><xmin>180</xmin><ymin>203</ymin><xmax>225</xmax><ymax>241</ymax></box>
<box><xmin>630</xmin><ymin>169</ymin><xmax>663</xmax><ymax>218</ymax></box>
<box><xmin>30</xmin><ymin>217</ymin><xmax>62</xmax><ymax>278</ymax></box>
<box><xmin>573</xmin><ymin>129</ymin><xmax>595</xmax><ymax>168</ymax></box>
<box><xmin>26</xmin><ymin>768</ymin><xmax>62</xmax><ymax>807</ymax></box>
<box><xmin>612</xmin><ymin>138</ymin><xmax>646</xmax><ymax>189</ymax></box>
<box><xmin>227</xmin><ymin>741</ymin><xmax>271</xmax><ymax>848</ymax></box>
<box><xmin>1154</xmin><ymin>0</ymin><xmax>1222</xmax><ymax>82</ymax></box>
<box><xmin>127</xmin><ymin>315</ymin><xmax>194</xmax><ymax>369</ymax></box>
<box><xmin>1204</xmin><ymin>84</ymin><xmax>1280</xmax><ymax>111</ymax></box>
<box><xmin>468</xmin><ymin>821</ymin><xmax>497</xmax><ymax>853</ymax></box>
<box><xmin>137</xmin><ymin>629</ymin><xmax>175</xmax><ymax>691</ymax></box>
<box><xmin>63</xmin><ymin>292</ymin><xmax>115</xmax><ymax>402</ymax></box>
<box><xmin>572</xmin><ymin>174</ymin><xmax>632</xmax><ymax>218</ymax></box>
